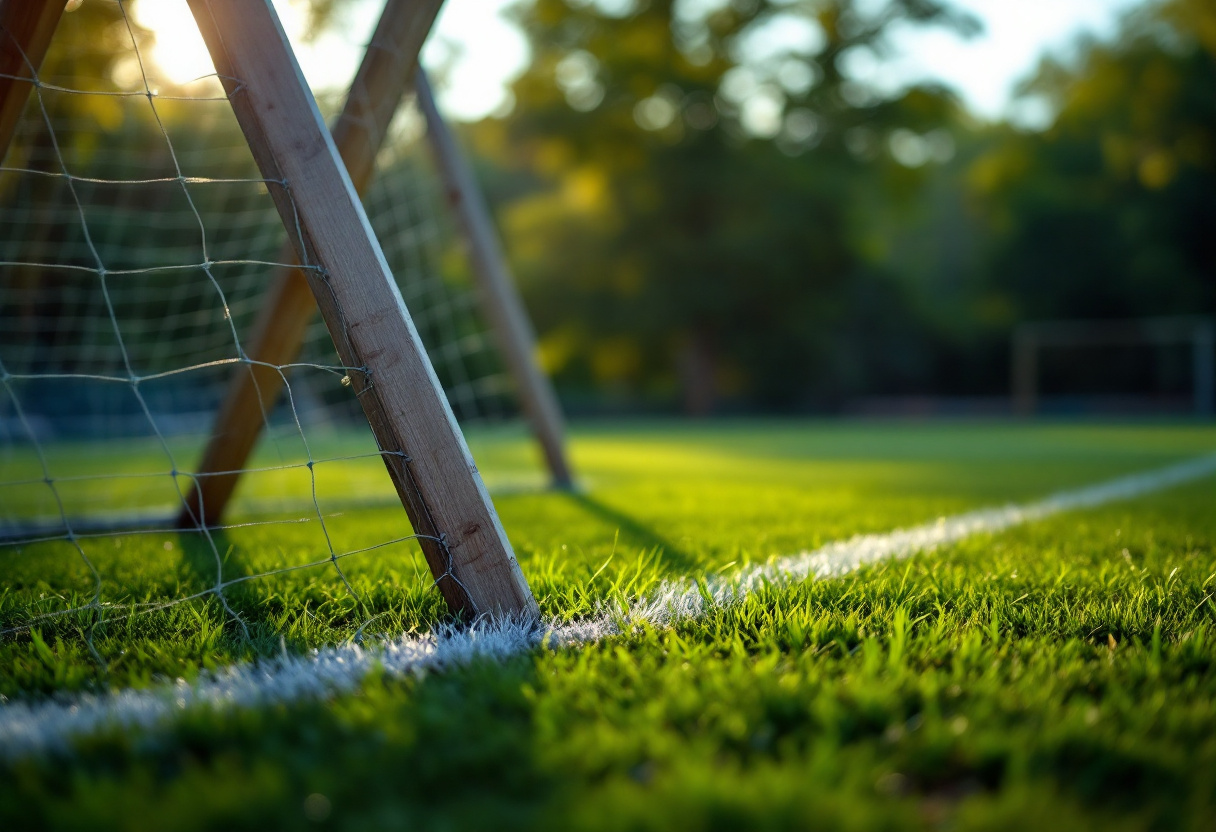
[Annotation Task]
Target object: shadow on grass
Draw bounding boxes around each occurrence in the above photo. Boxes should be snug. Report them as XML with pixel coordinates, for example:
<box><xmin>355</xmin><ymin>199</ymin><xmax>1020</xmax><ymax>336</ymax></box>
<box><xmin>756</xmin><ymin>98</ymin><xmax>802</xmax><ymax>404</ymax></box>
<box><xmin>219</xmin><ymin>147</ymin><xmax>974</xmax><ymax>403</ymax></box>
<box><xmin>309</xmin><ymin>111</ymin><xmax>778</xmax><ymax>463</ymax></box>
<box><xmin>176</xmin><ymin>528</ymin><xmax>285</xmax><ymax>641</ymax></box>
<box><xmin>174</xmin><ymin>525</ymin><xmax>393</xmax><ymax>650</ymax></box>
<box><xmin>1</xmin><ymin>651</ymin><xmax>555</xmax><ymax>831</ymax></box>
<box><xmin>177</xmin><ymin>528</ymin><xmax>239</xmax><ymax>593</ymax></box>
<box><xmin>564</xmin><ymin>491</ymin><xmax>699</xmax><ymax>574</ymax></box>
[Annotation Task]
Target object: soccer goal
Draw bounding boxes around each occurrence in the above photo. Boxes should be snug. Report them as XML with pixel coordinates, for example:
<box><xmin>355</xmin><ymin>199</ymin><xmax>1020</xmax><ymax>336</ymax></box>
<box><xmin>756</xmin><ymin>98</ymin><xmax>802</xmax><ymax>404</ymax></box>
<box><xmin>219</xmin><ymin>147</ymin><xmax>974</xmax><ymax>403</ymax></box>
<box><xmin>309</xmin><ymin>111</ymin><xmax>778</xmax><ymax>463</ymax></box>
<box><xmin>0</xmin><ymin>0</ymin><xmax>560</xmax><ymax>641</ymax></box>
<box><xmin>1012</xmin><ymin>316</ymin><xmax>1216</xmax><ymax>417</ymax></box>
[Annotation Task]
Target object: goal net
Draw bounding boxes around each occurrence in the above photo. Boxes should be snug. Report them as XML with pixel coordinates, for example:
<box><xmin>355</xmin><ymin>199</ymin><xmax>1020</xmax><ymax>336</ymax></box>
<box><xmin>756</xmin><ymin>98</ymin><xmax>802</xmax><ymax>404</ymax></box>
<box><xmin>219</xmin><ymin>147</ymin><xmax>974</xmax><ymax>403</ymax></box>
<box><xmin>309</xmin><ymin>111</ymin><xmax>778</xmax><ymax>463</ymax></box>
<box><xmin>0</xmin><ymin>0</ymin><xmax>531</xmax><ymax>656</ymax></box>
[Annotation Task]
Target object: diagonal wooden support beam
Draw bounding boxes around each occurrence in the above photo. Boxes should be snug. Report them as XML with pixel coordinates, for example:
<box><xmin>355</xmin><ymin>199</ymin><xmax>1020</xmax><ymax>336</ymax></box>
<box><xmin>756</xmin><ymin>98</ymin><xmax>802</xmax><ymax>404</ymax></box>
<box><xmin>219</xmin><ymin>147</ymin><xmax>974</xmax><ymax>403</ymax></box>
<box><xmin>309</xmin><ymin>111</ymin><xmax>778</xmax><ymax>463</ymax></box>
<box><xmin>182</xmin><ymin>0</ymin><xmax>575</xmax><ymax>530</ymax></box>
<box><xmin>0</xmin><ymin>0</ymin><xmax>65</xmax><ymax>162</ymax></box>
<box><xmin>414</xmin><ymin>69</ymin><xmax>573</xmax><ymax>488</ymax></box>
<box><xmin>186</xmin><ymin>0</ymin><xmax>536</xmax><ymax>619</ymax></box>
<box><xmin>178</xmin><ymin>0</ymin><xmax>444</xmax><ymax>529</ymax></box>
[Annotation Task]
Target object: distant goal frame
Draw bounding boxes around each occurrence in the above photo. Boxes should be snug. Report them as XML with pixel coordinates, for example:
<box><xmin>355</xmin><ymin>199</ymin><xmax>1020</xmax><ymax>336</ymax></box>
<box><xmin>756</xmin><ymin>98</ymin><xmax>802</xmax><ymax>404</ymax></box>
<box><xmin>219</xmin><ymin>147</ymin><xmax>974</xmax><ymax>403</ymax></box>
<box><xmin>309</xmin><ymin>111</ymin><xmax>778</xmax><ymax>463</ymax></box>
<box><xmin>1012</xmin><ymin>316</ymin><xmax>1216</xmax><ymax>418</ymax></box>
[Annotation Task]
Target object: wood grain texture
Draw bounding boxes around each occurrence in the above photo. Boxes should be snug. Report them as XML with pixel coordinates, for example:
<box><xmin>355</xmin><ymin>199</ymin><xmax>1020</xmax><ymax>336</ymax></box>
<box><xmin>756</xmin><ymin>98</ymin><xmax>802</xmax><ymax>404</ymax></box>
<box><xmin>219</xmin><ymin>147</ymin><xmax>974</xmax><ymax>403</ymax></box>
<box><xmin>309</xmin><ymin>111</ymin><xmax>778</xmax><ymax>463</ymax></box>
<box><xmin>0</xmin><ymin>0</ymin><xmax>64</xmax><ymax>162</ymax></box>
<box><xmin>415</xmin><ymin>70</ymin><xmax>575</xmax><ymax>488</ymax></box>
<box><xmin>186</xmin><ymin>0</ymin><xmax>537</xmax><ymax>619</ymax></box>
<box><xmin>179</xmin><ymin>0</ymin><xmax>443</xmax><ymax>529</ymax></box>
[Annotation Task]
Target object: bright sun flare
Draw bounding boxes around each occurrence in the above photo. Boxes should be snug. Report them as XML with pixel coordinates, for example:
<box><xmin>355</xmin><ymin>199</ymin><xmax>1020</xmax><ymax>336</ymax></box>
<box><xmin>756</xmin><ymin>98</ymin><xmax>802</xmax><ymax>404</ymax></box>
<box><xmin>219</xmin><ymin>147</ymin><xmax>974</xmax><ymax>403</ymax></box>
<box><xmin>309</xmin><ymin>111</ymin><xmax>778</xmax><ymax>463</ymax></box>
<box><xmin>131</xmin><ymin>1</ymin><xmax>215</xmax><ymax>86</ymax></box>
<box><xmin>131</xmin><ymin>0</ymin><xmax>315</xmax><ymax>88</ymax></box>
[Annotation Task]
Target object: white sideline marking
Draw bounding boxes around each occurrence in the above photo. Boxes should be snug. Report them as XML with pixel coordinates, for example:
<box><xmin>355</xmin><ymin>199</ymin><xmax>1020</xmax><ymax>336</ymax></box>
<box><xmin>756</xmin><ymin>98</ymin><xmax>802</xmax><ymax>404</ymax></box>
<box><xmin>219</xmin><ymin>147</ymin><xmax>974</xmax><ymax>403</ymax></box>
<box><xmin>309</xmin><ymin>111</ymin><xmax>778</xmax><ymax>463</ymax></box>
<box><xmin>2</xmin><ymin>454</ymin><xmax>1214</xmax><ymax>759</ymax></box>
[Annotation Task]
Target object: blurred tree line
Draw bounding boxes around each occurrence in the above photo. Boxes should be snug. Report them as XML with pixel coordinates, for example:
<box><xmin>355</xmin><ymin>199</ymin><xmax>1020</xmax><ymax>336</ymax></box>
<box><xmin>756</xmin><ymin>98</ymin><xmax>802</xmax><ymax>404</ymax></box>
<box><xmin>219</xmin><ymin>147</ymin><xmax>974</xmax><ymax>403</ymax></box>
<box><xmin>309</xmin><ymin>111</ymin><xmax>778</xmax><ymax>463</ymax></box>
<box><xmin>458</xmin><ymin>0</ymin><xmax>1215</xmax><ymax>413</ymax></box>
<box><xmin>5</xmin><ymin>0</ymin><xmax>1212</xmax><ymax>416</ymax></box>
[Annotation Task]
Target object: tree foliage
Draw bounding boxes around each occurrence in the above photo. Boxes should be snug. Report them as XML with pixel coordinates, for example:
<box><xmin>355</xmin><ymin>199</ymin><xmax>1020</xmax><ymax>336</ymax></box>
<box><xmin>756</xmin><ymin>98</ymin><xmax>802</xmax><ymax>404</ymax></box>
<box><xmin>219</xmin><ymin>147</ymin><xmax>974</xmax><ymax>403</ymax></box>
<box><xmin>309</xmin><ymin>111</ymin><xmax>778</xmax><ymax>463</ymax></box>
<box><xmin>12</xmin><ymin>0</ymin><xmax>1212</xmax><ymax>413</ymax></box>
<box><xmin>478</xmin><ymin>0</ymin><xmax>975</xmax><ymax>411</ymax></box>
<box><xmin>969</xmin><ymin>0</ymin><xmax>1216</xmax><ymax>324</ymax></box>
<box><xmin>475</xmin><ymin>0</ymin><xmax>1215</xmax><ymax>411</ymax></box>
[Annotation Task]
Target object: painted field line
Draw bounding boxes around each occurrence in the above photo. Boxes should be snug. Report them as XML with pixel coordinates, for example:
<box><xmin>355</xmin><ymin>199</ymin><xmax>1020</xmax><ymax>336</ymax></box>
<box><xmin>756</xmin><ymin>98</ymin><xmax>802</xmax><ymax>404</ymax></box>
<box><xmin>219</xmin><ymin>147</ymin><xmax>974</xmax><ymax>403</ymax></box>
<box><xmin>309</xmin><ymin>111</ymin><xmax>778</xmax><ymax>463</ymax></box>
<box><xmin>2</xmin><ymin>454</ymin><xmax>1214</xmax><ymax>759</ymax></box>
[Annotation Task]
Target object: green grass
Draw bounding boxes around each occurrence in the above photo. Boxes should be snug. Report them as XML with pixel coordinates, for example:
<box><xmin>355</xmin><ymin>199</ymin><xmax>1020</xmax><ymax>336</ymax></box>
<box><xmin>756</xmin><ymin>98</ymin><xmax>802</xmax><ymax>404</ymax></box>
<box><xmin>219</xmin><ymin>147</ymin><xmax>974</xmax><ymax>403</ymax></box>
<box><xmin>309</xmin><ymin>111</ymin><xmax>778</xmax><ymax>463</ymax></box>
<box><xmin>2</xmin><ymin>420</ymin><xmax>1216</xmax><ymax>830</ymax></box>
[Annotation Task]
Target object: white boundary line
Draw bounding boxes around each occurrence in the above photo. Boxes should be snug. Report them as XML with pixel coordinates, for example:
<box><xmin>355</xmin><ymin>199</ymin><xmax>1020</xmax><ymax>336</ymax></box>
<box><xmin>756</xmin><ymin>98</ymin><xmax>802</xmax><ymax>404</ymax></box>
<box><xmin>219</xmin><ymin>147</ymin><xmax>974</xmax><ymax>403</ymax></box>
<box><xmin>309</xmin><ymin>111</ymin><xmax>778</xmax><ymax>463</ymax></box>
<box><xmin>2</xmin><ymin>454</ymin><xmax>1214</xmax><ymax>759</ymax></box>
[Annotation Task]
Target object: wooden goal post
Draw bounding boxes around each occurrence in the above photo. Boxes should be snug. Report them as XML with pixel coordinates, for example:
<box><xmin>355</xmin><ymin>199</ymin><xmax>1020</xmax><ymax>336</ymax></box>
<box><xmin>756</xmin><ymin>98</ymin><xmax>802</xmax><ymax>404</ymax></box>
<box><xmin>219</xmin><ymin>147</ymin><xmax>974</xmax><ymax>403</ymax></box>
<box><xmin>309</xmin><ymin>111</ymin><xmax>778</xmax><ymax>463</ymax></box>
<box><xmin>413</xmin><ymin>68</ymin><xmax>574</xmax><ymax>489</ymax></box>
<box><xmin>179</xmin><ymin>0</ymin><xmax>573</xmax><ymax>531</ymax></box>
<box><xmin>0</xmin><ymin>0</ymin><xmax>538</xmax><ymax>620</ymax></box>
<box><xmin>175</xmin><ymin>0</ymin><xmax>446</xmax><ymax>529</ymax></box>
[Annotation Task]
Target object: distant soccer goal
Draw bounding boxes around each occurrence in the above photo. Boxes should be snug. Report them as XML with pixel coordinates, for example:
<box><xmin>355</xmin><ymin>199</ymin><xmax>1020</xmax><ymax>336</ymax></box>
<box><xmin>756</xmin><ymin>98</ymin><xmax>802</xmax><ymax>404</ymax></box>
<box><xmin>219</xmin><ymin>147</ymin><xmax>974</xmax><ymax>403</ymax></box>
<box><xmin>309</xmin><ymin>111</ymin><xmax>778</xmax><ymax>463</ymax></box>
<box><xmin>1012</xmin><ymin>316</ymin><xmax>1216</xmax><ymax>417</ymax></box>
<box><xmin>0</xmin><ymin>0</ymin><xmax>560</xmax><ymax>648</ymax></box>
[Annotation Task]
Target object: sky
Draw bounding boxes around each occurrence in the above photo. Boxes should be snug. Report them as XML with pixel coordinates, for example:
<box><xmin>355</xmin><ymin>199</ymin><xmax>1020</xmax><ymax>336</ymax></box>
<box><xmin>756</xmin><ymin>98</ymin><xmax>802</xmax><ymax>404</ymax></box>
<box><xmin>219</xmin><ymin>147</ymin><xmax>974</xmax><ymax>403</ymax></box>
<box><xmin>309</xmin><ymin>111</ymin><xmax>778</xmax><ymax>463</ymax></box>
<box><xmin>135</xmin><ymin>0</ymin><xmax>1149</xmax><ymax>124</ymax></box>
<box><xmin>874</xmin><ymin>0</ymin><xmax>1149</xmax><ymax>125</ymax></box>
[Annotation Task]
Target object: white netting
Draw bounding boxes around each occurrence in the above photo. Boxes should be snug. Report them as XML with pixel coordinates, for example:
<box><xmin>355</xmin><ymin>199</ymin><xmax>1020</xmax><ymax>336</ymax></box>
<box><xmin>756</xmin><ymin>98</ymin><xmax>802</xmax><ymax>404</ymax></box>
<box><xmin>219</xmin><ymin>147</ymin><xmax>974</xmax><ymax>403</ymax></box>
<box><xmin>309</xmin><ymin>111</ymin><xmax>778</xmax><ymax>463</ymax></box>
<box><xmin>0</xmin><ymin>0</ymin><xmax>517</xmax><ymax>655</ymax></box>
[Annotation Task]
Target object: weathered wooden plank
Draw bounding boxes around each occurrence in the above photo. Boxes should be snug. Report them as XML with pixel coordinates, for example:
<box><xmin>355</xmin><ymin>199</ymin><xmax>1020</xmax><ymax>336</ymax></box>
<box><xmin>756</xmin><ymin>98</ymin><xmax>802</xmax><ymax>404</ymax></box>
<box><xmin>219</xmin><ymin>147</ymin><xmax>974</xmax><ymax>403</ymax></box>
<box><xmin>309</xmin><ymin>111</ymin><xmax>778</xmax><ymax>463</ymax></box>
<box><xmin>415</xmin><ymin>69</ymin><xmax>574</xmax><ymax>487</ymax></box>
<box><xmin>0</xmin><ymin>0</ymin><xmax>64</xmax><ymax>162</ymax></box>
<box><xmin>179</xmin><ymin>0</ymin><xmax>444</xmax><ymax>529</ymax></box>
<box><xmin>186</xmin><ymin>0</ymin><xmax>537</xmax><ymax>619</ymax></box>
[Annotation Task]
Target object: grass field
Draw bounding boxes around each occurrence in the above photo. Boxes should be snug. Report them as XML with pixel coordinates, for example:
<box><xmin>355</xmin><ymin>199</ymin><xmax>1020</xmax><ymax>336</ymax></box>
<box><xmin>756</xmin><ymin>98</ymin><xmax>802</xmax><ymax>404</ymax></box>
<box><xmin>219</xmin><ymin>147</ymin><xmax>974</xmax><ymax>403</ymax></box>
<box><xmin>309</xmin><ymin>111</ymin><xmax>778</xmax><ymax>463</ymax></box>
<box><xmin>2</xmin><ymin>420</ymin><xmax>1215</xmax><ymax>831</ymax></box>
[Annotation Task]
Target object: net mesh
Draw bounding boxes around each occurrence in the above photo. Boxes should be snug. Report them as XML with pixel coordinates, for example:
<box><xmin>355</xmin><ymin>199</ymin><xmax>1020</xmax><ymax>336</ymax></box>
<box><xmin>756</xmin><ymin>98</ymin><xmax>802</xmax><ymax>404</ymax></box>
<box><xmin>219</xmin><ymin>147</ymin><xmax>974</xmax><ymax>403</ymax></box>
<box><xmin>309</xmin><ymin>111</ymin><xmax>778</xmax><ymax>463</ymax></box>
<box><xmin>0</xmin><ymin>0</ymin><xmax>518</xmax><ymax>658</ymax></box>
